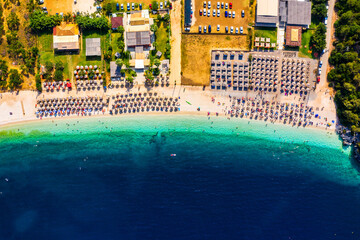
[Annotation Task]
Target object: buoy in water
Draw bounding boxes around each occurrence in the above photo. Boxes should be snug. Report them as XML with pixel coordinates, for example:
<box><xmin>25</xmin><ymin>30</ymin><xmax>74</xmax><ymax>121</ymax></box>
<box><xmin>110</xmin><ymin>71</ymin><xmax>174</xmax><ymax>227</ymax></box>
<box><xmin>170</xmin><ymin>154</ymin><xmax>176</xmax><ymax>157</ymax></box>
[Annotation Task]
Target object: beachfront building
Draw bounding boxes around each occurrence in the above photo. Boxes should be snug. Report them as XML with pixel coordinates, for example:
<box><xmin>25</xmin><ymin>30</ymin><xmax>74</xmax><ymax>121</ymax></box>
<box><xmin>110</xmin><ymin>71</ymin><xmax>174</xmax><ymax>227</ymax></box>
<box><xmin>124</xmin><ymin>10</ymin><xmax>152</xmax><ymax>71</ymax></box>
<box><xmin>286</xmin><ymin>0</ymin><xmax>311</xmax><ymax>28</ymax></box>
<box><xmin>257</xmin><ymin>0</ymin><xmax>311</xmax><ymax>28</ymax></box>
<box><xmin>111</xmin><ymin>16</ymin><xmax>123</xmax><ymax>31</ymax></box>
<box><xmin>255</xmin><ymin>0</ymin><xmax>279</xmax><ymax>27</ymax></box>
<box><xmin>85</xmin><ymin>38</ymin><xmax>101</xmax><ymax>57</ymax></box>
<box><xmin>53</xmin><ymin>22</ymin><xmax>80</xmax><ymax>52</ymax></box>
<box><xmin>110</xmin><ymin>61</ymin><xmax>123</xmax><ymax>81</ymax></box>
<box><xmin>285</xmin><ymin>25</ymin><xmax>302</xmax><ymax>47</ymax></box>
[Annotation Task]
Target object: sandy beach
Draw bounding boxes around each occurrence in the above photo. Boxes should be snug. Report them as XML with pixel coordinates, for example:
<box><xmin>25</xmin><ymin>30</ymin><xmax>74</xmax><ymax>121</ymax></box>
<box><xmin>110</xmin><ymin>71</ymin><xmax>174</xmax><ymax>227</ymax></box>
<box><xmin>0</xmin><ymin>85</ymin><xmax>337</xmax><ymax>131</ymax></box>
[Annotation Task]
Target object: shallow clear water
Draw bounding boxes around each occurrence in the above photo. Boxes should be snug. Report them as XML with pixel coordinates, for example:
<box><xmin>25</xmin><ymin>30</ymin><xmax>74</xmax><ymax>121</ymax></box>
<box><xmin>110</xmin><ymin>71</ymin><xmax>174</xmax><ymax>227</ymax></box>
<box><xmin>0</xmin><ymin>115</ymin><xmax>360</xmax><ymax>239</ymax></box>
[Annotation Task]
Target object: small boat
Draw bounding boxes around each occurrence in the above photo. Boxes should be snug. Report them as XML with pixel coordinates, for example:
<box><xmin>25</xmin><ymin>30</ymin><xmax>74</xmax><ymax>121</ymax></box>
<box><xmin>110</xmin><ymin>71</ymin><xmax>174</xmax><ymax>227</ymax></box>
<box><xmin>170</xmin><ymin>154</ymin><xmax>176</xmax><ymax>157</ymax></box>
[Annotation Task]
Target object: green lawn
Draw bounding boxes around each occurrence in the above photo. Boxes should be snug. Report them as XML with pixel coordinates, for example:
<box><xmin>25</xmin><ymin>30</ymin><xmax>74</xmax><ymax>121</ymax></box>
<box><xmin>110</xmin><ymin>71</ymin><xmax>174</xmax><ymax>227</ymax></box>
<box><xmin>38</xmin><ymin>31</ymin><xmax>105</xmax><ymax>80</ymax></box>
<box><xmin>110</xmin><ymin>32</ymin><xmax>122</xmax><ymax>58</ymax></box>
<box><xmin>38</xmin><ymin>31</ymin><xmax>53</xmax><ymax>53</ymax></box>
<box><xmin>254</xmin><ymin>27</ymin><xmax>277</xmax><ymax>43</ymax></box>
<box><xmin>299</xmin><ymin>29</ymin><xmax>315</xmax><ymax>59</ymax></box>
<box><xmin>155</xmin><ymin>22</ymin><xmax>169</xmax><ymax>60</ymax></box>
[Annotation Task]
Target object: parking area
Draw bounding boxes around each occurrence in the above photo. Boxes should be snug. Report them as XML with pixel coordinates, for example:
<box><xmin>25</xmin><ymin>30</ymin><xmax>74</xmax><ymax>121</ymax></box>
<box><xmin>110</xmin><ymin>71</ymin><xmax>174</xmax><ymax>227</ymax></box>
<box><xmin>188</xmin><ymin>0</ymin><xmax>250</xmax><ymax>34</ymax></box>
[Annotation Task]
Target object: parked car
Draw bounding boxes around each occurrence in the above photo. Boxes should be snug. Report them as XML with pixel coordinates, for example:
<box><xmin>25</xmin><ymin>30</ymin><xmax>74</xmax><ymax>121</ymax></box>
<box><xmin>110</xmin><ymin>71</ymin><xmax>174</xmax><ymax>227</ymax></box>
<box><xmin>200</xmin><ymin>9</ymin><xmax>202</xmax><ymax>15</ymax></box>
<box><xmin>204</xmin><ymin>25</ymin><xmax>207</xmax><ymax>33</ymax></box>
<box><xmin>208</xmin><ymin>9</ymin><xmax>210</xmax><ymax>16</ymax></box>
<box><xmin>319</xmin><ymin>60</ymin><xmax>323</xmax><ymax>68</ymax></box>
<box><xmin>127</xmin><ymin>3</ymin><xmax>130</xmax><ymax>10</ymax></box>
<box><xmin>217</xmin><ymin>24</ymin><xmax>220</xmax><ymax>31</ymax></box>
<box><xmin>230</xmin><ymin>26</ymin><xmax>233</xmax><ymax>33</ymax></box>
<box><xmin>217</xmin><ymin>9</ymin><xmax>220</xmax><ymax>17</ymax></box>
<box><xmin>225</xmin><ymin>26</ymin><xmax>228</xmax><ymax>32</ymax></box>
<box><xmin>221</xmin><ymin>2</ymin><xmax>224</xmax><ymax>8</ymax></box>
<box><xmin>318</xmin><ymin>68</ymin><xmax>322</xmax><ymax>75</ymax></box>
<box><xmin>149</xmin><ymin>3</ymin><xmax>152</xmax><ymax>9</ymax></box>
<box><xmin>208</xmin><ymin>1</ymin><xmax>211</xmax><ymax>8</ymax></box>
<box><xmin>121</xmin><ymin>3</ymin><xmax>124</xmax><ymax>10</ymax></box>
<box><xmin>232</xmin><ymin>11</ymin><xmax>235</xmax><ymax>18</ymax></box>
<box><xmin>160</xmin><ymin>2</ymin><xmax>163</xmax><ymax>9</ymax></box>
<box><xmin>203</xmin><ymin>8</ymin><xmax>207</xmax><ymax>16</ymax></box>
<box><xmin>185</xmin><ymin>27</ymin><xmax>190</xmax><ymax>31</ymax></box>
<box><xmin>228</xmin><ymin>11</ymin><xmax>231</xmax><ymax>18</ymax></box>
<box><xmin>235</xmin><ymin>27</ymin><xmax>238</xmax><ymax>34</ymax></box>
<box><xmin>132</xmin><ymin>3</ymin><xmax>134</xmax><ymax>10</ymax></box>
<box><xmin>199</xmin><ymin>25</ymin><xmax>202</xmax><ymax>33</ymax></box>
<box><xmin>229</xmin><ymin>2</ymin><xmax>232</xmax><ymax>9</ymax></box>
<box><xmin>225</xmin><ymin>3</ymin><xmax>228</xmax><ymax>9</ymax></box>
<box><xmin>241</xmin><ymin>10</ymin><xmax>245</xmax><ymax>17</ymax></box>
<box><xmin>240</xmin><ymin>26</ymin><xmax>243</xmax><ymax>33</ymax></box>
<box><xmin>217</xmin><ymin>1</ymin><xmax>220</xmax><ymax>8</ymax></box>
<box><xmin>139</xmin><ymin>3</ymin><xmax>142</xmax><ymax>10</ymax></box>
<box><xmin>116</xmin><ymin>3</ymin><xmax>119</xmax><ymax>10</ymax></box>
<box><xmin>209</xmin><ymin>25</ymin><xmax>212</xmax><ymax>33</ymax></box>
<box><xmin>213</xmin><ymin>9</ymin><xmax>216</xmax><ymax>16</ymax></box>
<box><xmin>42</xmin><ymin>6</ymin><xmax>47</xmax><ymax>10</ymax></box>
<box><xmin>225</xmin><ymin>10</ymin><xmax>228</xmax><ymax>17</ymax></box>
<box><xmin>317</xmin><ymin>76</ymin><xmax>320</xmax><ymax>83</ymax></box>
<box><xmin>204</xmin><ymin>1</ymin><xmax>206</xmax><ymax>7</ymax></box>
<box><xmin>324</xmin><ymin>17</ymin><xmax>328</xmax><ymax>25</ymax></box>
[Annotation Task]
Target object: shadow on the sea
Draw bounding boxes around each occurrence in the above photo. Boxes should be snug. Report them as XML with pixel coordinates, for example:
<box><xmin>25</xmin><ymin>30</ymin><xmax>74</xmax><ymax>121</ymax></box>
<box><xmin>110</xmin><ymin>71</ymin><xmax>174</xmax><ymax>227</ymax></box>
<box><xmin>350</xmin><ymin>150</ymin><xmax>360</xmax><ymax>174</ymax></box>
<box><xmin>149</xmin><ymin>131</ymin><xmax>159</xmax><ymax>144</ymax></box>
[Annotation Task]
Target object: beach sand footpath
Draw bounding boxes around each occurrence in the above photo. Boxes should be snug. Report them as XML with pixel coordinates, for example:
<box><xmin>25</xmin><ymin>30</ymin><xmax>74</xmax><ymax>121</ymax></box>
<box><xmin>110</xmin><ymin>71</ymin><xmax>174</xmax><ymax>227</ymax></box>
<box><xmin>0</xmin><ymin>85</ymin><xmax>337</xmax><ymax>131</ymax></box>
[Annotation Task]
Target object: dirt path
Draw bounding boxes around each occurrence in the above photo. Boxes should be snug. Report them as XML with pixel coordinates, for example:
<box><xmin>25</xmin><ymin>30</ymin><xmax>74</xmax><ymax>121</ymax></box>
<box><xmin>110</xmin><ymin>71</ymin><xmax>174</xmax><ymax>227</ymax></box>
<box><xmin>169</xmin><ymin>0</ymin><xmax>182</xmax><ymax>85</ymax></box>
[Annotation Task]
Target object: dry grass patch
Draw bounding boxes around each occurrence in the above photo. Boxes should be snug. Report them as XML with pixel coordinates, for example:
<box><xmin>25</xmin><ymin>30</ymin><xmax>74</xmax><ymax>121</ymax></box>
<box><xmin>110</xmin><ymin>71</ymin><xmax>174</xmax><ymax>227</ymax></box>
<box><xmin>181</xmin><ymin>34</ymin><xmax>248</xmax><ymax>86</ymax></box>
<box><xmin>44</xmin><ymin>0</ymin><xmax>73</xmax><ymax>14</ymax></box>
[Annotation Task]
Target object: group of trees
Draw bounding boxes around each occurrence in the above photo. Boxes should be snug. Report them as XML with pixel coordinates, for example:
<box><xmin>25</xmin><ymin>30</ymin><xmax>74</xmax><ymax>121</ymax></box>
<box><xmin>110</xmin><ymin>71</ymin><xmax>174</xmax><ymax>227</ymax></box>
<box><xmin>75</xmin><ymin>15</ymin><xmax>110</xmax><ymax>32</ymax></box>
<box><xmin>29</xmin><ymin>10</ymin><xmax>62</xmax><ymax>32</ymax></box>
<box><xmin>7</xmin><ymin>11</ymin><xmax>20</xmax><ymax>31</ymax></box>
<box><xmin>43</xmin><ymin>60</ymin><xmax>64</xmax><ymax>81</ymax></box>
<box><xmin>310</xmin><ymin>23</ymin><xmax>326</xmax><ymax>54</ymax></box>
<box><xmin>327</xmin><ymin>0</ymin><xmax>360</xmax><ymax>131</ymax></box>
<box><xmin>311</xmin><ymin>0</ymin><xmax>328</xmax><ymax>21</ymax></box>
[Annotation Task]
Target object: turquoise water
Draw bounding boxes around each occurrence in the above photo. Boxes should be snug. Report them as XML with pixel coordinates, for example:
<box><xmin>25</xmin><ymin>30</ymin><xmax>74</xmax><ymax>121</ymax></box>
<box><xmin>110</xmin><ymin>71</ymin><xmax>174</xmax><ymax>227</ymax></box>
<box><xmin>0</xmin><ymin>115</ymin><xmax>360</xmax><ymax>239</ymax></box>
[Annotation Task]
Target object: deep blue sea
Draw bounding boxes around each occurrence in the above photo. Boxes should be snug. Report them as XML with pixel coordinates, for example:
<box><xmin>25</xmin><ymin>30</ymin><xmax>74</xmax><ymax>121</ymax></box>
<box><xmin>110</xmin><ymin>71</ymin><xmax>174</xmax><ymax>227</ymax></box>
<box><xmin>0</xmin><ymin>115</ymin><xmax>360</xmax><ymax>240</ymax></box>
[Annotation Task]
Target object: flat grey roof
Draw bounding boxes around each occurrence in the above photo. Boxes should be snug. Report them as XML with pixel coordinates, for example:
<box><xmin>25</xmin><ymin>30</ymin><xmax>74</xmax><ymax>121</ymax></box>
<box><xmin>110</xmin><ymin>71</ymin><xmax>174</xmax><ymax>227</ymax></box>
<box><xmin>287</xmin><ymin>1</ymin><xmax>311</xmax><ymax>26</ymax></box>
<box><xmin>110</xmin><ymin>61</ymin><xmax>121</xmax><ymax>78</ymax></box>
<box><xmin>86</xmin><ymin>38</ymin><xmax>101</xmax><ymax>56</ymax></box>
<box><xmin>126</xmin><ymin>31</ymin><xmax>151</xmax><ymax>47</ymax></box>
<box><xmin>256</xmin><ymin>15</ymin><xmax>278</xmax><ymax>25</ymax></box>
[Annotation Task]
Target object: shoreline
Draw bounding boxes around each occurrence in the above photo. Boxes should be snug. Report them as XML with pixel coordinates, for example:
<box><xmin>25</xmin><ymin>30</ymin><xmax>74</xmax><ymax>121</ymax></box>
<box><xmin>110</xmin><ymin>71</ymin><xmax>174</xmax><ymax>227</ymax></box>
<box><xmin>0</xmin><ymin>86</ymin><xmax>338</xmax><ymax>133</ymax></box>
<box><xmin>0</xmin><ymin>110</ymin><xmax>336</xmax><ymax>134</ymax></box>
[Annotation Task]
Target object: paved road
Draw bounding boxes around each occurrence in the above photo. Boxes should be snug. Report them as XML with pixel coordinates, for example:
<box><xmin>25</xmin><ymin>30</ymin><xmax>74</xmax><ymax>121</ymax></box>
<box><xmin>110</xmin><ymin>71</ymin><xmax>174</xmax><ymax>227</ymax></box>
<box><xmin>318</xmin><ymin>0</ymin><xmax>336</xmax><ymax>90</ymax></box>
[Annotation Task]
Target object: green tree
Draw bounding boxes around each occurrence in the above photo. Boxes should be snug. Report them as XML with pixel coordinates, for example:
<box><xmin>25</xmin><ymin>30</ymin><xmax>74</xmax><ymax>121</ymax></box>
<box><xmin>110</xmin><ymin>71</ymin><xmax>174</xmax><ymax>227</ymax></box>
<box><xmin>53</xmin><ymin>69</ymin><xmax>63</xmax><ymax>81</ymax></box>
<box><xmin>310</xmin><ymin>23</ymin><xmax>326</xmax><ymax>53</ymax></box>
<box><xmin>163</xmin><ymin>14</ymin><xmax>170</xmax><ymax>23</ymax></box>
<box><xmin>154</xmin><ymin>58</ymin><xmax>161</xmax><ymax>67</ymax></box>
<box><xmin>104</xmin><ymin>3</ymin><xmax>112</xmax><ymax>15</ymax></box>
<box><xmin>151</xmin><ymin>0</ymin><xmax>159</xmax><ymax>11</ymax></box>
<box><xmin>115</xmin><ymin>58</ymin><xmax>124</xmax><ymax>67</ymax></box>
<box><xmin>55</xmin><ymin>60</ymin><xmax>64</xmax><ymax>70</ymax></box>
<box><xmin>29</xmin><ymin>10</ymin><xmax>62</xmax><ymax>32</ymax></box>
<box><xmin>8</xmin><ymin>69</ymin><xmax>23</xmax><ymax>89</ymax></box>
<box><xmin>7</xmin><ymin>12</ymin><xmax>20</xmax><ymax>31</ymax></box>
<box><xmin>312</xmin><ymin>3</ymin><xmax>327</xmax><ymax>21</ymax></box>
<box><xmin>45</xmin><ymin>61</ymin><xmax>53</xmax><ymax>73</ymax></box>
<box><xmin>35</xmin><ymin>74</ymin><xmax>42</xmax><ymax>91</ymax></box>
<box><xmin>150</xmin><ymin>24</ymin><xmax>158</xmax><ymax>32</ymax></box>
<box><xmin>0</xmin><ymin>60</ymin><xmax>8</xmax><ymax>82</ymax></box>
